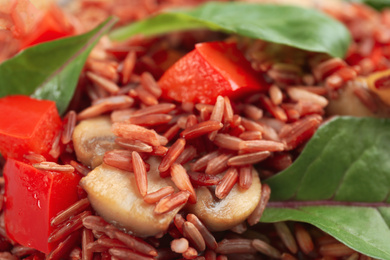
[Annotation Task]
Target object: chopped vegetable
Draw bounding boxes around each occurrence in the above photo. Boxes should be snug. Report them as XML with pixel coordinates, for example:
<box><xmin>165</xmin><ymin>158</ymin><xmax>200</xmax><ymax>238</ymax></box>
<box><xmin>19</xmin><ymin>5</ymin><xmax>74</xmax><ymax>49</ymax></box>
<box><xmin>72</xmin><ymin>116</ymin><xmax>119</xmax><ymax>169</ymax></box>
<box><xmin>3</xmin><ymin>158</ymin><xmax>81</xmax><ymax>253</ymax></box>
<box><xmin>188</xmin><ymin>167</ymin><xmax>261</xmax><ymax>231</ymax></box>
<box><xmin>1</xmin><ymin>1</ymin><xmax>390</xmax><ymax>259</ymax></box>
<box><xmin>109</xmin><ymin>2</ymin><xmax>350</xmax><ymax>58</ymax></box>
<box><xmin>80</xmin><ymin>157</ymin><xmax>183</xmax><ymax>237</ymax></box>
<box><xmin>0</xmin><ymin>17</ymin><xmax>117</xmax><ymax>115</ymax></box>
<box><xmin>158</xmin><ymin>41</ymin><xmax>268</xmax><ymax>104</ymax></box>
<box><xmin>263</xmin><ymin>116</ymin><xmax>390</xmax><ymax>260</ymax></box>
<box><xmin>8</xmin><ymin>0</ymin><xmax>41</xmax><ymax>38</ymax></box>
<box><xmin>0</xmin><ymin>95</ymin><xmax>62</xmax><ymax>161</ymax></box>
<box><xmin>365</xmin><ymin>69</ymin><xmax>390</xmax><ymax>106</ymax></box>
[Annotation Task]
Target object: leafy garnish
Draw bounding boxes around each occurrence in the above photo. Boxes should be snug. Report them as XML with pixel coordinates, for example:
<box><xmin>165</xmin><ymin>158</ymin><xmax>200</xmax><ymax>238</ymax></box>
<box><xmin>0</xmin><ymin>17</ymin><xmax>117</xmax><ymax>115</ymax></box>
<box><xmin>110</xmin><ymin>2</ymin><xmax>351</xmax><ymax>58</ymax></box>
<box><xmin>262</xmin><ymin>116</ymin><xmax>390</xmax><ymax>259</ymax></box>
<box><xmin>351</xmin><ymin>0</ymin><xmax>390</xmax><ymax>10</ymax></box>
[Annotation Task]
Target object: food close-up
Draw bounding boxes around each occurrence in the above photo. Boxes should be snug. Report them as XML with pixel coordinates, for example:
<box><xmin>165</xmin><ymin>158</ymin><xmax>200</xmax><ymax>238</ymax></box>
<box><xmin>1</xmin><ymin>0</ymin><xmax>390</xmax><ymax>259</ymax></box>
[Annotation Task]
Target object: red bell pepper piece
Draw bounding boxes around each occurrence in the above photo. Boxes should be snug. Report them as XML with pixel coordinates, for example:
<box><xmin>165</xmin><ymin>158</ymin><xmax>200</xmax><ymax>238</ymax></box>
<box><xmin>19</xmin><ymin>4</ymin><xmax>74</xmax><ymax>49</ymax></box>
<box><xmin>3</xmin><ymin>158</ymin><xmax>81</xmax><ymax>254</ymax></box>
<box><xmin>8</xmin><ymin>0</ymin><xmax>40</xmax><ymax>38</ymax></box>
<box><xmin>0</xmin><ymin>95</ymin><xmax>62</xmax><ymax>161</ymax></box>
<box><xmin>158</xmin><ymin>41</ymin><xmax>268</xmax><ymax>104</ymax></box>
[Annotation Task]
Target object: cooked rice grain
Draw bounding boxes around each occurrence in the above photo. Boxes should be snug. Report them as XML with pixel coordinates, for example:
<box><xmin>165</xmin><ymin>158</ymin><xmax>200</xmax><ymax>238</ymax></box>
<box><xmin>274</xmin><ymin>222</ymin><xmax>298</xmax><ymax>254</ymax></box>
<box><xmin>269</xmin><ymin>84</ymin><xmax>283</xmax><ymax>105</ymax></box>
<box><xmin>239</xmin><ymin>140</ymin><xmax>284</xmax><ymax>153</ymax></box>
<box><xmin>51</xmin><ymin>198</ymin><xmax>91</xmax><ymax>227</ymax></box>
<box><xmin>121</xmin><ymin>50</ymin><xmax>136</xmax><ymax>85</ymax></box>
<box><xmin>140</xmin><ymin>72</ymin><xmax>162</xmax><ymax>98</ymax></box>
<box><xmin>181</xmin><ymin>121</ymin><xmax>223</xmax><ymax>140</ymax></box>
<box><xmin>251</xmin><ymin>239</ymin><xmax>282</xmax><ymax>259</ymax></box>
<box><xmin>223</xmin><ymin>96</ymin><xmax>234</xmax><ymax>124</ymax></box>
<box><xmin>170</xmin><ymin>163</ymin><xmax>197</xmax><ymax>204</ymax></box>
<box><xmin>108</xmin><ymin>248</ymin><xmax>155</xmax><ymax>260</ymax></box>
<box><xmin>205</xmin><ymin>153</ymin><xmax>233</xmax><ymax>175</ymax></box>
<box><xmin>49</xmin><ymin>211</ymin><xmax>92</xmax><ymax>243</ymax></box>
<box><xmin>159</xmin><ymin>138</ymin><xmax>186</xmax><ymax>172</ymax></box>
<box><xmin>228</xmin><ymin>151</ymin><xmax>271</xmax><ymax>166</ymax></box>
<box><xmin>144</xmin><ymin>186</ymin><xmax>175</xmax><ymax>204</ymax></box>
<box><xmin>213</xmin><ymin>134</ymin><xmax>243</xmax><ymax>151</ymax></box>
<box><xmin>135</xmin><ymin>86</ymin><xmax>159</xmax><ymax>106</ymax></box>
<box><xmin>239</xmin><ymin>165</ymin><xmax>253</xmax><ymax>190</ymax></box>
<box><xmin>33</xmin><ymin>162</ymin><xmax>74</xmax><ymax>172</ymax></box>
<box><xmin>114</xmin><ymin>137</ymin><xmax>153</xmax><ymax>153</ymax></box>
<box><xmin>127</xmin><ymin>113</ymin><xmax>172</xmax><ymax>126</ymax></box>
<box><xmin>175</xmin><ymin>145</ymin><xmax>197</xmax><ymax>165</ymax></box>
<box><xmin>182</xmin><ymin>246</ymin><xmax>198</xmax><ymax>259</ymax></box>
<box><xmin>86</xmin><ymin>71</ymin><xmax>120</xmax><ymax>95</ymax></box>
<box><xmin>215</xmin><ymin>167</ymin><xmax>239</xmax><ymax>200</ymax></box>
<box><xmin>294</xmin><ymin>223</ymin><xmax>314</xmax><ymax>255</ymax></box>
<box><xmin>216</xmin><ymin>239</ymin><xmax>257</xmax><ymax>255</ymax></box>
<box><xmin>319</xmin><ymin>243</ymin><xmax>356</xmax><ymax>257</ymax></box>
<box><xmin>247</xmin><ymin>184</ymin><xmax>271</xmax><ymax>226</ymax></box>
<box><xmin>61</xmin><ymin>110</ymin><xmax>77</xmax><ymax>145</ymax></box>
<box><xmin>188</xmin><ymin>172</ymin><xmax>220</xmax><ymax>187</ymax></box>
<box><xmin>112</xmin><ymin>122</ymin><xmax>161</xmax><ymax>146</ymax></box>
<box><xmin>183</xmin><ymin>221</ymin><xmax>206</xmax><ymax>252</ymax></box>
<box><xmin>171</xmin><ymin>238</ymin><xmax>189</xmax><ymax>254</ymax></box>
<box><xmin>131</xmin><ymin>151</ymin><xmax>148</xmax><ymax>197</ymax></box>
<box><xmin>186</xmin><ymin>214</ymin><xmax>218</xmax><ymax>250</ymax></box>
<box><xmin>239</xmin><ymin>131</ymin><xmax>262</xmax><ymax>141</ymax></box>
<box><xmin>154</xmin><ymin>191</ymin><xmax>190</xmax><ymax>214</ymax></box>
<box><xmin>82</xmin><ymin>228</ymin><xmax>94</xmax><ymax>260</ymax></box>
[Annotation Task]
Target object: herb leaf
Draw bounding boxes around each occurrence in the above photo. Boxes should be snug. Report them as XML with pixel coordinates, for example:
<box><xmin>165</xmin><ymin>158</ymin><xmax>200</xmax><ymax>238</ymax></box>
<box><xmin>0</xmin><ymin>17</ymin><xmax>117</xmax><ymax>115</ymax></box>
<box><xmin>110</xmin><ymin>2</ymin><xmax>351</xmax><ymax>58</ymax></box>
<box><xmin>350</xmin><ymin>0</ymin><xmax>390</xmax><ymax>10</ymax></box>
<box><xmin>262</xmin><ymin>116</ymin><xmax>390</xmax><ymax>259</ymax></box>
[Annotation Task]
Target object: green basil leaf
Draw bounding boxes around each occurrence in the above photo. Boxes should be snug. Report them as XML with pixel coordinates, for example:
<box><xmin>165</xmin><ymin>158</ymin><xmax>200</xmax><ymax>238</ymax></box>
<box><xmin>0</xmin><ymin>17</ymin><xmax>117</xmax><ymax>115</ymax></box>
<box><xmin>263</xmin><ymin>116</ymin><xmax>390</xmax><ymax>259</ymax></box>
<box><xmin>110</xmin><ymin>2</ymin><xmax>351</xmax><ymax>58</ymax></box>
<box><xmin>349</xmin><ymin>0</ymin><xmax>390</xmax><ymax>10</ymax></box>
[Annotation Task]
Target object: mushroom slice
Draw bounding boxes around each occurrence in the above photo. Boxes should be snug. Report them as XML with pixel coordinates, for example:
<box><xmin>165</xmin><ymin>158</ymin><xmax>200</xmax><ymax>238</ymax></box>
<box><xmin>326</xmin><ymin>84</ymin><xmax>376</xmax><ymax>117</ymax></box>
<box><xmin>73</xmin><ymin>116</ymin><xmax>119</xmax><ymax>169</ymax></box>
<box><xmin>80</xmin><ymin>157</ymin><xmax>182</xmax><ymax>237</ymax></box>
<box><xmin>187</xmin><ymin>167</ymin><xmax>261</xmax><ymax>232</ymax></box>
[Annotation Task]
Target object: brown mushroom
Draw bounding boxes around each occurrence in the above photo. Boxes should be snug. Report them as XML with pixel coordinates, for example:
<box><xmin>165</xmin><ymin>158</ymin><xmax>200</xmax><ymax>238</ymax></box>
<box><xmin>187</xmin><ymin>167</ymin><xmax>261</xmax><ymax>231</ymax></box>
<box><xmin>326</xmin><ymin>83</ymin><xmax>377</xmax><ymax>117</ymax></box>
<box><xmin>73</xmin><ymin>116</ymin><xmax>119</xmax><ymax>169</ymax></box>
<box><xmin>80</xmin><ymin>157</ymin><xmax>183</xmax><ymax>237</ymax></box>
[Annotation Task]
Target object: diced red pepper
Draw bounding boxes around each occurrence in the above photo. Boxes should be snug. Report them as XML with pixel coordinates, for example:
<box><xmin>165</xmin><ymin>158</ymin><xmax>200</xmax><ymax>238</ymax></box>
<box><xmin>0</xmin><ymin>95</ymin><xmax>62</xmax><ymax>161</ymax></box>
<box><xmin>19</xmin><ymin>4</ymin><xmax>74</xmax><ymax>49</ymax></box>
<box><xmin>158</xmin><ymin>41</ymin><xmax>268</xmax><ymax>104</ymax></box>
<box><xmin>9</xmin><ymin>0</ymin><xmax>40</xmax><ymax>38</ymax></box>
<box><xmin>346</xmin><ymin>42</ymin><xmax>390</xmax><ymax>72</ymax></box>
<box><xmin>4</xmin><ymin>158</ymin><xmax>81</xmax><ymax>253</ymax></box>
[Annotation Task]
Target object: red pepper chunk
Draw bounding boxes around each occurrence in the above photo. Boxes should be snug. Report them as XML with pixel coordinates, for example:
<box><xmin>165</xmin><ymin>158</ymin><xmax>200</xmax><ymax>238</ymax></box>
<box><xmin>0</xmin><ymin>95</ymin><xmax>62</xmax><ymax>161</ymax></box>
<box><xmin>19</xmin><ymin>5</ymin><xmax>74</xmax><ymax>49</ymax></box>
<box><xmin>158</xmin><ymin>41</ymin><xmax>268</xmax><ymax>104</ymax></box>
<box><xmin>4</xmin><ymin>159</ymin><xmax>81</xmax><ymax>254</ymax></box>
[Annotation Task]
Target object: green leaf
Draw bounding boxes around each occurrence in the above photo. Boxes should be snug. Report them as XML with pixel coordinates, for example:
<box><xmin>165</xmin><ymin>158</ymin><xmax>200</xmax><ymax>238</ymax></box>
<box><xmin>349</xmin><ymin>0</ymin><xmax>390</xmax><ymax>10</ymax></box>
<box><xmin>110</xmin><ymin>2</ymin><xmax>351</xmax><ymax>58</ymax></box>
<box><xmin>262</xmin><ymin>116</ymin><xmax>390</xmax><ymax>259</ymax></box>
<box><xmin>0</xmin><ymin>17</ymin><xmax>117</xmax><ymax>115</ymax></box>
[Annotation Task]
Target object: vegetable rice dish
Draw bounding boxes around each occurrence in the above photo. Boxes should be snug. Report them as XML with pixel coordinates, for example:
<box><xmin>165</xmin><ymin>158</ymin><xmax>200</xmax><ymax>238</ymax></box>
<box><xmin>0</xmin><ymin>0</ymin><xmax>390</xmax><ymax>259</ymax></box>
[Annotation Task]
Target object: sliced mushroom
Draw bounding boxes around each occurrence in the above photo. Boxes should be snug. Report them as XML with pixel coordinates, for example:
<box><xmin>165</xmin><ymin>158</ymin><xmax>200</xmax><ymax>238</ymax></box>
<box><xmin>365</xmin><ymin>69</ymin><xmax>390</xmax><ymax>106</ymax></box>
<box><xmin>73</xmin><ymin>116</ymin><xmax>119</xmax><ymax>169</ymax></box>
<box><xmin>187</xmin><ymin>167</ymin><xmax>261</xmax><ymax>232</ymax></box>
<box><xmin>80</xmin><ymin>157</ymin><xmax>182</xmax><ymax>237</ymax></box>
<box><xmin>326</xmin><ymin>83</ymin><xmax>376</xmax><ymax>117</ymax></box>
